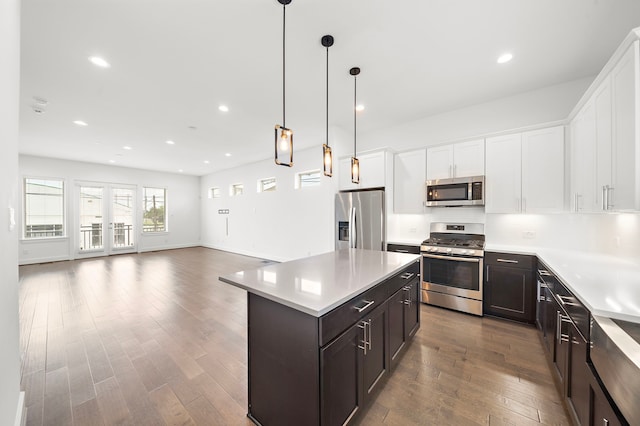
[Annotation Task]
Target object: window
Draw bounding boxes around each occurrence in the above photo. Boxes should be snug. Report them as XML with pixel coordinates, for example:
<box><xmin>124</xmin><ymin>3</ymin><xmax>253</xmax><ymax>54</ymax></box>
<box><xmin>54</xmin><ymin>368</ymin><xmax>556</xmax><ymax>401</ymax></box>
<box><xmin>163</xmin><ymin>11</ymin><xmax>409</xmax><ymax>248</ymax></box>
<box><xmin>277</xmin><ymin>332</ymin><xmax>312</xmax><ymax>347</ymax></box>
<box><xmin>258</xmin><ymin>177</ymin><xmax>276</xmax><ymax>193</ymax></box>
<box><xmin>230</xmin><ymin>183</ymin><xmax>244</xmax><ymax>196</ymax></box>
<box><xmin>296</xmin><ymin>170</ymin><xmax>321</xmax><ymax>188</ymax></box>
<box><xmin>24</xmin><ymin>178</ymin><xmax>65</xmax><ymax>238</ymax></box>
<box><xmin>208</xmin><ymin>187</ymin><xmax>221</xmax><ymax>199</ymax></box>
<box><xmin>143</xmin><ymin>187</ymin><xmax>166</xmax><ymax>232</ymax></box>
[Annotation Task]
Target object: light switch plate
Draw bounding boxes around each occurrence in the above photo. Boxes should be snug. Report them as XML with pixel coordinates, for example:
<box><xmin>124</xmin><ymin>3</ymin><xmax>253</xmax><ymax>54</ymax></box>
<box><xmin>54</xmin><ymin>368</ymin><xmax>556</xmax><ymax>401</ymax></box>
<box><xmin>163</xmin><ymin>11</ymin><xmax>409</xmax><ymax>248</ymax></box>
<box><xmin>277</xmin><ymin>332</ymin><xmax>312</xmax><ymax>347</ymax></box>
<box><xmin>8</xmin><ymin>207</ymin><xmax>15</xmax><ymax>231</ymax></box>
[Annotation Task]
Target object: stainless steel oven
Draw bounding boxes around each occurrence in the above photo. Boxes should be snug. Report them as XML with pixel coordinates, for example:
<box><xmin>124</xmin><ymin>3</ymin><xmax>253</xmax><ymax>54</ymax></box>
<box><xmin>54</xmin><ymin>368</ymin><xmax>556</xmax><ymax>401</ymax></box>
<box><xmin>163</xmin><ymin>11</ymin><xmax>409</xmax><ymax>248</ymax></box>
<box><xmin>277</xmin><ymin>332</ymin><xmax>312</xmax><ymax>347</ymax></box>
<box><xmin>420</xmin><ymin>223</ymin><xmax>485</xmax><ymax>316</ymax></box>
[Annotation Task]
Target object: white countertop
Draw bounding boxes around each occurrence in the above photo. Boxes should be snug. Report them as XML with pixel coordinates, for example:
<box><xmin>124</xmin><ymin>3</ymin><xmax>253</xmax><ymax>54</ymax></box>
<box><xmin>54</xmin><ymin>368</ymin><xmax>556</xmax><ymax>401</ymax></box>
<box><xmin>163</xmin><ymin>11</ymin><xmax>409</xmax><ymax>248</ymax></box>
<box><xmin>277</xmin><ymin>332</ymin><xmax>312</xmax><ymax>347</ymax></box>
<box><xmin>486</xmin><ymin>244</ymin><xmax>640</xmax><ymax>323</ymax></box>
<box><xmin>219</xmin><ymin>249</ymin><xmax>420</xmax><ymax>317</ymax></box>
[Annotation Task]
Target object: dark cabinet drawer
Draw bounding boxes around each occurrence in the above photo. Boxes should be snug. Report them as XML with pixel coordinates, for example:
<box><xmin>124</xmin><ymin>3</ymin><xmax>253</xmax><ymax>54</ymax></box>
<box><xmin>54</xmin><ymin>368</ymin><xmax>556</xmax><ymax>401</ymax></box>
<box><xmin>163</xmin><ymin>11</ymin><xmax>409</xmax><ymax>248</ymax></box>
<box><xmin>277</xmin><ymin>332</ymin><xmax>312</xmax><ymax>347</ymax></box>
<box><xmin>485</xmin><ymin>252</ymin><xmax>536</xmax><ymax>269</ymax></box>
<box><xmin>387</xmin><ymin>244</ymin><xmax>420</xmax><ymax>254</ymax></box>
<box><xmin>319</xmin><ymin>261</ymin><xmax>419</xmax><ymax>347</ymax></box>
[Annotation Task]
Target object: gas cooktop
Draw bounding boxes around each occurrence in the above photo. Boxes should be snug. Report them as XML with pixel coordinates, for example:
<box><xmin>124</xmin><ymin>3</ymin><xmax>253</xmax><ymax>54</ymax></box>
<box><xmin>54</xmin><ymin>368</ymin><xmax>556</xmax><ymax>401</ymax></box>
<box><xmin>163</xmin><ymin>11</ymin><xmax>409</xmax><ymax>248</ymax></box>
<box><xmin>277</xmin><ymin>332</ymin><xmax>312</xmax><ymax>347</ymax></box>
<box><xmin>420</xmin><ymin>222</ymin><xmax>485</xmax><ymax>257</ymax></box>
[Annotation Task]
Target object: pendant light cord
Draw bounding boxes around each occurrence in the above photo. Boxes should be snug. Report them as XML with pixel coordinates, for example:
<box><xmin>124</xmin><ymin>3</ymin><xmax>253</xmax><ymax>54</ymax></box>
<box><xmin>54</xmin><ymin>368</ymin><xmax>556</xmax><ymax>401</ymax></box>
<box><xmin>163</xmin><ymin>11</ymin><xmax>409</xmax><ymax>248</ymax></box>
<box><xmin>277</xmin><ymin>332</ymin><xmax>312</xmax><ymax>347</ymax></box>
<box><xmin>282</xmin><ymin>4</ymin><xmax>286</xmax><ymax>128</ymax></box>
<box><xmin>353</xmin><ymin>74</ymin><xmax>357</xmax><ymax>156</ymax></box>
<box><xmin>326</xmin><ymin>46</ymin><xmax>329</xmax><ymax>147</ymax></box>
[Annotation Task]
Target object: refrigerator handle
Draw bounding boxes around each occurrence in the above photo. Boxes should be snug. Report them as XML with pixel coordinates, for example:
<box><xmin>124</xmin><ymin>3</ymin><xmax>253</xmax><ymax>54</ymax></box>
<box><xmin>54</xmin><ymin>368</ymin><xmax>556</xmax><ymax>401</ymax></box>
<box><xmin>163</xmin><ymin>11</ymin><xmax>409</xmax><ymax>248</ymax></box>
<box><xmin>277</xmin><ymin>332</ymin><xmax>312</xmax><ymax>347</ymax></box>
<box><xmin>350</xmin><ymin>207</ymin><xmax>356</xmax><ymax>249</ymax></box>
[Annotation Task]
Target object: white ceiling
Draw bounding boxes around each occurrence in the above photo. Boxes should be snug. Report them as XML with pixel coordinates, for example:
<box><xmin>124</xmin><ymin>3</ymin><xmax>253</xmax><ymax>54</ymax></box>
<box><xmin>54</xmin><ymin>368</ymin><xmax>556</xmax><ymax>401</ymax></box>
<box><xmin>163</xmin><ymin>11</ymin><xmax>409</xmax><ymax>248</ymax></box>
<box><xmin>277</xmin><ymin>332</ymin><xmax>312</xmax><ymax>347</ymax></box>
<box><xmin>19</xmin><ymin>0</ymin><xmax>640</xmax><ymax>176</ymax></box>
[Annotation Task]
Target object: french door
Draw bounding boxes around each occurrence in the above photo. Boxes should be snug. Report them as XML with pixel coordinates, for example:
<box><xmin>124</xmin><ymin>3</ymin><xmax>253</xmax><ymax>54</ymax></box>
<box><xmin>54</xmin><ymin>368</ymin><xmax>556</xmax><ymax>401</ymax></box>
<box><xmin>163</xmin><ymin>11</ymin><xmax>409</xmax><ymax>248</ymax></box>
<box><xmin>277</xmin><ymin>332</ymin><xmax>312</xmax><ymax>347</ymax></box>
<box><xmin>77</xmin><ymin>183</ymin><xmax>137</xmax><ymax>256</ymax></box>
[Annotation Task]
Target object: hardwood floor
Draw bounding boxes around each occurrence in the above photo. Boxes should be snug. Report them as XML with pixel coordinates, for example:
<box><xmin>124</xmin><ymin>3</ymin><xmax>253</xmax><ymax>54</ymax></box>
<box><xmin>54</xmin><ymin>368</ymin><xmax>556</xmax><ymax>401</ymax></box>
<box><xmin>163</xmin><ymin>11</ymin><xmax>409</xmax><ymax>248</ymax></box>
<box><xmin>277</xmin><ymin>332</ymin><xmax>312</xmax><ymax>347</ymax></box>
<box><xmin>19</xmin><ymin>247</ymin><xmax>570</xmax><ymax>425</ymax></box>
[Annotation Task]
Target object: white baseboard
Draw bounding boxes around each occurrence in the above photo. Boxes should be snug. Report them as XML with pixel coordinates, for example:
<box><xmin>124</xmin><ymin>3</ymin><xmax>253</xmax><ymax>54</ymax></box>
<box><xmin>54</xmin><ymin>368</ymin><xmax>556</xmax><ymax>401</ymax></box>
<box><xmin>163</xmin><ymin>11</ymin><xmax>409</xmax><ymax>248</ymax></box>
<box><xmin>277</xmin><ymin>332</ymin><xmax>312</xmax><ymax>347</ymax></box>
<box><xmin>138</xmin><ymin>242</ymin><xmax>199</xmax><ymax>253</ymax></box>
<box><xmin>18</xmin><ymin>255</ymin><xmax>70</xmax><ymax>266</ymax></box>
<box><xmin>200</xmin><ymin>243</ymin><xmax>284</xmax><ymax>263</ymax></box>
<box><xmin>15</xmin><ymin>391</ymin><xmax>25</xmax><ymax>426</ymax></box>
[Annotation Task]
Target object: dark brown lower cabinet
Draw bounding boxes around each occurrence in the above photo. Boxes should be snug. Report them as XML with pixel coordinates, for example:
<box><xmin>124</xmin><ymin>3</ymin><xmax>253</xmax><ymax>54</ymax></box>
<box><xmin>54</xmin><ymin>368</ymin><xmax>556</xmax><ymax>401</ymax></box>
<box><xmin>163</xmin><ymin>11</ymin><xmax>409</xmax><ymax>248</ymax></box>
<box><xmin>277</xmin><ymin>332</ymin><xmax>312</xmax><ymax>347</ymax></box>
<box><xmin>388</xmin><ymin>277</ymin><xmax>420</xmax><ymax>368</ymax></box>
<box><xmin>484</xmin><ymin>252</ymin><xmax>536</xmax><ymax>323</ymax></box>
<box><xmin>248</xmin><ymin>260</ymin><xmax>420</xmax><ymax>426</ymax></box>
<box><xmin>565</xmin><ymin>323</ymin><xmax>589</xmax><ymax>425</ymax></box>
<box><xmin>589</xmin><ymin>372</ymin><xmax>624</xmax><ymax>426</ymax></box>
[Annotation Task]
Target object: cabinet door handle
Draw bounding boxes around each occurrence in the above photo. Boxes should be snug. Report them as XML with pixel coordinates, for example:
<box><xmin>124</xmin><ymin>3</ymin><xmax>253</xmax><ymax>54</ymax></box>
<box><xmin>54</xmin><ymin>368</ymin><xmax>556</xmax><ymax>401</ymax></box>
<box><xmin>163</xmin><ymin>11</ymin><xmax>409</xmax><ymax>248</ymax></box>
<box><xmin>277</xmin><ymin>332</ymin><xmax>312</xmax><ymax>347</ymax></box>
<box><xmin>602</xmin><ymin>186</ymin><xmax>608</xmax><ymax>211</ymax></box>
<box><xmin>497</xmin><ymin>258</ymin><xmax>518</xmax><ymax>264</ymax></box>
<box><xmin>357</xmin><ymin>320</ymin><xmax>368</xmax><ymax>355</ymax></box>
<box><xmin>400</xmin><ymin>272</ymin><xmax>415</xmax><ymax>280</ymax></box>
<box><xmin>395</xmin><ymin>249</ymin><xmax>409</xmax><ymax>253</ymax></box>
<box><xmin>354</xmin><ymin>299</ymin><xmax>375</xmax><ymax>313</ymax></box>
<box><xmin>366</xmin><ymin>319</ymin><xmax>372</xmax><ymax>350</ymax></box>
<box><xmin>603</xmin><ymin>418</ymin><xmax>609</xmax><ymax>426</ymax></box>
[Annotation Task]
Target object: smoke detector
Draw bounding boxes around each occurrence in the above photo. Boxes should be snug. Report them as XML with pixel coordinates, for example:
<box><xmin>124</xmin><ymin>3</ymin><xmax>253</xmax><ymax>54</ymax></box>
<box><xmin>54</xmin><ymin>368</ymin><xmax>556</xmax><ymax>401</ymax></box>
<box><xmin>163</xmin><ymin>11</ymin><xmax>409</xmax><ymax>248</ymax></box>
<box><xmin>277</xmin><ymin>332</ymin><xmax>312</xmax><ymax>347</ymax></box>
<box><xmin>31</xmin><ymin>96</ymin><xmax>48</xmax><ymax>114</ymax></box>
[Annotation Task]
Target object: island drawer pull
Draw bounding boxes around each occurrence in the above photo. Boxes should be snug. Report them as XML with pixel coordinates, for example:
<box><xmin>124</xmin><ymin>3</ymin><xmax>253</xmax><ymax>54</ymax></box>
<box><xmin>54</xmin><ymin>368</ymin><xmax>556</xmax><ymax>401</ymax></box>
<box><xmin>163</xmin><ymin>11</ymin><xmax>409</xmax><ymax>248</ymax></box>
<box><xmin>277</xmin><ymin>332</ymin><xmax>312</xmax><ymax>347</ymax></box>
<box><xmin>354</xmin><ymin>300</ymin><xmax>375</xmax><ymax>313</ymax></box>
<box><xmin>497</xmin><ymin>258</ymin><xmax>518</xmax><ymax>264</ymax></box>
<box><xmin>400</xmin><ymin>272</ymin><xmax>415</xmax><ymax>280</ymax></box>
<box><xmin>395</xmin><ymin>249</ymin><xmax>409</xmax><ymax>253</ymax></box>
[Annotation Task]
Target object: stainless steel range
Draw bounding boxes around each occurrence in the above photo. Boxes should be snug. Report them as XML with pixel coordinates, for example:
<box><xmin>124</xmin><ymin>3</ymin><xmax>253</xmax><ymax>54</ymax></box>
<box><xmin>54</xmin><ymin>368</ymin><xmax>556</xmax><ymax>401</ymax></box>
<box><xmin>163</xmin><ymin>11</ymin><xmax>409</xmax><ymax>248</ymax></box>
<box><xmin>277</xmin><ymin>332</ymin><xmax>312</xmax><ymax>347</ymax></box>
<box><xmin>420</xmin><ymin>222</ymin><xmax>485</xmax><ymax>316</ymax></box>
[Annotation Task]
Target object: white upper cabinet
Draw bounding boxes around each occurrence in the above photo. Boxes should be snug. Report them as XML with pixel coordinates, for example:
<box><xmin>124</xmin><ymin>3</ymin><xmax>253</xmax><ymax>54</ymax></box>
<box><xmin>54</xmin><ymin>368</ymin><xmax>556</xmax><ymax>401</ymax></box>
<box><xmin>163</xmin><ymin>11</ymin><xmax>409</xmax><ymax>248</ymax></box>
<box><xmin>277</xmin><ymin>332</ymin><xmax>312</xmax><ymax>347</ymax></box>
<box><xmin>569</xmin><ymin>39</ymin><xmax>639</xmax><ymax>212</ymax></box>
<box><xmin>610</xmin><ymin>40</ymin><xmax>639</xmax><ymax>211</ymax></box>
<box><xmin>426</xmin><ymin>139</ymin><xmax>484</xmax><ymax>180</ymax></box>
<box><xmin>339</xmin><ymin>150</ymin><xmax>386</xmax><ymax>191</ymax></box>
<box><xmin>486</xmin><ymin>126</ymin><xmax>564</xmax><ymax>214</ymax></box>
<box><xmin>485</xmin><ymin>133</ymin><xmax>522</xmax><ymax>213</ymax></box>
<box><xmin>393</xmin><ymin>149</ymin><xmax>426</xmax><ymax>214</ymax></box>
<box><xmin>521</xmin><ymin>126</ymin><xmax>565</xmax><ymax>213</ymax></box>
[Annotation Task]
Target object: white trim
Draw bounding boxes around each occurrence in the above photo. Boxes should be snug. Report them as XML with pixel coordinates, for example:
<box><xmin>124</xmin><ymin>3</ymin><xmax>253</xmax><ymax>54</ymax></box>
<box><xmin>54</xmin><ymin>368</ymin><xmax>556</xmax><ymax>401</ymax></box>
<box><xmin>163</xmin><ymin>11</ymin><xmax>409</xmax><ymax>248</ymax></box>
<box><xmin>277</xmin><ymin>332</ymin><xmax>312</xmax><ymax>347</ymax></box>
<box><xmin>201</xmin><ymin>243</ymin><xmax>286</xmax><ymax>263</ymax></box>
<box><xmin>137</xmin><ymin>243</ymin><xmax>199</xmax><ymax>253</ymax></box>
<box><xmin>14</xmin><ymin>391</ymin><xmax>24</xmax><ymax>426</ymax></box>
<box><xmin>18</xmin><ymin>255</ymin><xmax>71</xmax><ymax>266</ymax></box>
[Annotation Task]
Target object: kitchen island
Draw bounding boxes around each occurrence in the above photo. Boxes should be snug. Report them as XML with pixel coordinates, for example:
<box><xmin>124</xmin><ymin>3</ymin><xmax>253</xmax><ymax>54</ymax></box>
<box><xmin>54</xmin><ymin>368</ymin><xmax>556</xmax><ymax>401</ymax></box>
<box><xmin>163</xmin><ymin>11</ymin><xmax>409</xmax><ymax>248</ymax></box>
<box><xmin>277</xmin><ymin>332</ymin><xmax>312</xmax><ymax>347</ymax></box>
<box><xmin>219</xmin><ymin>249</ymin><xmax>420</xmax><ymax>426</ymax></box>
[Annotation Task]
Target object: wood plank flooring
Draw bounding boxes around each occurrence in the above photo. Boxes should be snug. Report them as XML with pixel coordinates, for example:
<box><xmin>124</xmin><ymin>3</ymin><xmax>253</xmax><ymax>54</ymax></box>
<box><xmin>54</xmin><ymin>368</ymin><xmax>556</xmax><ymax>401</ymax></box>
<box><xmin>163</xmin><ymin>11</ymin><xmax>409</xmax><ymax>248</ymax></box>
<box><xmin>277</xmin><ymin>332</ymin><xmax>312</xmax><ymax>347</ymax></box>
<box><xmin>19</xmin><ymin>247</ymin><xmax>571</xmax><ymax>425</ymax></box>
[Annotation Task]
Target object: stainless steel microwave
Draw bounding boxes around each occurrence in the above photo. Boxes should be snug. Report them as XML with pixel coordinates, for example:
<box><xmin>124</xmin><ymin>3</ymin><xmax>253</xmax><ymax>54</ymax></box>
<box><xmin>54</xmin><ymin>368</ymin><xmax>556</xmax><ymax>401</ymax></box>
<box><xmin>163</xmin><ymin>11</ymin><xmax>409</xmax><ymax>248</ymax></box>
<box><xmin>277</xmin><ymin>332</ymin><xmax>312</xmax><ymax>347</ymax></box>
<box><xmin>425</xmin><ymin>176</ymin><xmax>485</xmax><ymax>207</ymax></box>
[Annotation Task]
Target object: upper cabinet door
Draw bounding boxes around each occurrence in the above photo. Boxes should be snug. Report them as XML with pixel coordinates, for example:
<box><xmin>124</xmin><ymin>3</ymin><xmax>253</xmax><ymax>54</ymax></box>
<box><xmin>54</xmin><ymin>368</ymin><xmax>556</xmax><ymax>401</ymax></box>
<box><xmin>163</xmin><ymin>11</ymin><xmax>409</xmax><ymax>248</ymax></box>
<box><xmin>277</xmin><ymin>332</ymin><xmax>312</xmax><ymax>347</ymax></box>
<box><xmin>570</xmin><ymin>99</ymin><xmax>597</xmax><ymax>212</ymax></box>
<box><xmin>339</xmin><ymin>151</ymin><xmax>387</xmax><ymax>191</ymax></box>
<box><xmin>521</xmin><ymin>126</ymin><xmax>565</xmax><ymax>213</ymax></box>
<box><xmin>610</xmin><ymin>40</ymin><xmax>639</xmax><ymax>211</ymax></box>
<box><xmin>426</xmin><ymin>145</ymin><xmax>453</xmax><ymax>180</ymax></box>
<box><xmin>453</xmin><ymin>139</ymin><xmax>485</xmax><ymax>177</ymax></box>
<box><xmin>594</xmin><ymin>75</ymin><xmax>613</xmax><ymax>211</ymax></box>
<box><xmin>485</xmin><ymin>133</ymin><xmax>522</xmax><ymax>213</ymax></box>
<box><xmin>393</xmin><ymin>149</ymin><xmax>426</xmax><ymax>214</ymax></box>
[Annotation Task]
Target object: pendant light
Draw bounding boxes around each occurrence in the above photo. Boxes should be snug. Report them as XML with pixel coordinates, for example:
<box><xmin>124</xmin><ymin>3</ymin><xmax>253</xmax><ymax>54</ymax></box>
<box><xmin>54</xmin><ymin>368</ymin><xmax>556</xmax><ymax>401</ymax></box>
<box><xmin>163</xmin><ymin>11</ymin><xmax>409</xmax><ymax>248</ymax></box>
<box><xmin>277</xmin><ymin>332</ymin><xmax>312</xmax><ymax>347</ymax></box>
<box><xmin>275</xmin><ymin>0</ymin><xmax>293</xmax><ymax>167</ymax></box>
<box><xmin>350</xmin><ymin>67</ymin><xmax>361</xmax><ymax>184</ymax></box>
<box><xmin>321</xmin><ymin>35</ymin><xmax>334</xmax><ymax>177</ymax></box>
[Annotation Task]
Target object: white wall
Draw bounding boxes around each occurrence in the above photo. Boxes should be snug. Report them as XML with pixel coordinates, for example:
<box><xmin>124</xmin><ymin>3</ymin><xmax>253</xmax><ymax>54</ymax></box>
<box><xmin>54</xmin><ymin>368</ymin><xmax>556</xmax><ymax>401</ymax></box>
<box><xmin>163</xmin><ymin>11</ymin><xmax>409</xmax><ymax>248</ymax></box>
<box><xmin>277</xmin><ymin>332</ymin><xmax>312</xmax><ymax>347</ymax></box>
<box><xmin>19</xmin><ymin>155</ymin><xmax>201</xmax><ymax>264</ymax></box>
<box><xmin>361</xmin><ymin>77</ymin><xmax>593</xmax><ymax>152</ymax></box>
<box><xmin>200</xmin><ymin>146</ymin><xmax>339</xmax><ymax>262</ymax></box>
<box><xmin>0</xmin><ymin>0</ymin><xmax>24</xmax><ymax>424</ymax></box>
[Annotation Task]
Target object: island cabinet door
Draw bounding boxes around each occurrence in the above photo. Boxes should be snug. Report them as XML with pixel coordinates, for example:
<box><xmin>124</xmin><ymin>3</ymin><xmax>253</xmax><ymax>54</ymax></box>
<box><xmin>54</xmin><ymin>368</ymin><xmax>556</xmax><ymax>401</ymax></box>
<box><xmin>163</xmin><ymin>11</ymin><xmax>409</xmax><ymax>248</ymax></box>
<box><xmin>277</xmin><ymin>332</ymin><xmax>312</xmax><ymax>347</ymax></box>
<box><xmin>404</xmin><ymin>278</ymin><xmax>420</xmax><ymax>339</ymax></box>
<box><xmin>362</xmin><ymin>303</ymin><xmax>389</xmax><ymax>401</ymax></box>
<box><xmin>320</xmin><ymin>324</ymin><xmax>364</xmax><ymax>426</ymax></box>
<box><xmin>388</xmin><ymin>288</ymin><xmax>406</xmax><ymax>365</ymax></box>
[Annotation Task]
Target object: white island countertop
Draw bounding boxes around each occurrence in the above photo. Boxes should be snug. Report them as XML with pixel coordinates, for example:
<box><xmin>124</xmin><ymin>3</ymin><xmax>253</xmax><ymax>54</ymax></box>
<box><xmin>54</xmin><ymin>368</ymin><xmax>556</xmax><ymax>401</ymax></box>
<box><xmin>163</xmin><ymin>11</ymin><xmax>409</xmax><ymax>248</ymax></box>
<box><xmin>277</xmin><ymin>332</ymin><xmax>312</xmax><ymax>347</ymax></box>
<box><xmin>219</xmin><ymin>249</ymin><xmax>420</xmax><ymax>317</ymax></box>
<box><xmin>486</xmin><ymin>244</ymin><xmax>640</xmax><ymax>324</ymax></box>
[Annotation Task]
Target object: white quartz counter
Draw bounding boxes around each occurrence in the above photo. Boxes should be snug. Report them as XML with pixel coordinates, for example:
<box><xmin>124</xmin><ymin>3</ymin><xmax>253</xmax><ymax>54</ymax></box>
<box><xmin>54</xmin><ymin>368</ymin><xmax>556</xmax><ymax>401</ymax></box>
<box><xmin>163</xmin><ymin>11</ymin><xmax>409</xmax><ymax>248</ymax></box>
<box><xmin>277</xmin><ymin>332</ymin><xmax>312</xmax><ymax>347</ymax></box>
<box><xmin>486</xmin><ymin>244</ymin><xmax>640</xmax><ymax>323</ymax></box>
<box><xmin>219</xmin><ymin>249</ymin><xmax>420</xmax><ymax>317</ymax></box>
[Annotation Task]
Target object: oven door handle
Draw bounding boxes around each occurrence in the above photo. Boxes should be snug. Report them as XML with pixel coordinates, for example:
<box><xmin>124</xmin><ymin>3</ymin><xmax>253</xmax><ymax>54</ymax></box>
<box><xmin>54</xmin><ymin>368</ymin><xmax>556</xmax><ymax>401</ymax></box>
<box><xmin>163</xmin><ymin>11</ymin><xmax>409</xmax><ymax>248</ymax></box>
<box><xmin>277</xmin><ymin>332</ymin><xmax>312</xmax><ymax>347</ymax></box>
<box><xmin>422</xmin><ymin>253</ymin><xmax>481</xmax><ymax>263</ymax></box>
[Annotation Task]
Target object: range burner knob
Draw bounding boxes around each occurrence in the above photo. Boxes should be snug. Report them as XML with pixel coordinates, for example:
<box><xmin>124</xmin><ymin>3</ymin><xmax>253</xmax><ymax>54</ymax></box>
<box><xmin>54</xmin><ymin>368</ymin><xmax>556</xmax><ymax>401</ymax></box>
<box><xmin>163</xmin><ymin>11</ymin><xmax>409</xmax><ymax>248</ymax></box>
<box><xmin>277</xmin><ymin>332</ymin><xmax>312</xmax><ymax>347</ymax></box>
<box><xmin>446</xmin><ymin>248</ymin><xmax>452</xmax><ymax>253</ymax></box>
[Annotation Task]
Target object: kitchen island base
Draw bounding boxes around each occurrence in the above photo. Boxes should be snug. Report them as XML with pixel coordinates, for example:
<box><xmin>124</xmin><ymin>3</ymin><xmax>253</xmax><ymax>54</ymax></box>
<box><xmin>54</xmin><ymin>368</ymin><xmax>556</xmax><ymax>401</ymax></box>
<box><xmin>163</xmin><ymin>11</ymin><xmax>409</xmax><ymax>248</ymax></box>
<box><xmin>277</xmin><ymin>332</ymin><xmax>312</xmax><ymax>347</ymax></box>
<box><xmin>239</xmin><ymin>258</ymin><xmax>420</xmax><ymax>426</ymax></box>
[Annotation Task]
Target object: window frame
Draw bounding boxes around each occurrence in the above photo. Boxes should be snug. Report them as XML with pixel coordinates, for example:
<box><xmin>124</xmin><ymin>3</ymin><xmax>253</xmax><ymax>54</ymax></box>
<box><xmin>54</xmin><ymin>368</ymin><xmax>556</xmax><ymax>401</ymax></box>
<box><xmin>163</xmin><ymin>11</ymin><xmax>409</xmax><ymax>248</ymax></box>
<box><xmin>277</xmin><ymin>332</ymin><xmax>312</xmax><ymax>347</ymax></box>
<box><xmin>296</xmin><ymin>170</ymin><xmax>322</xmax><ymax>189</ymax></box>
<box><xmin>208</xmin><ymin>187</ymin><xmax>221</xmax><ymax>199</ymax></box>
<box><xmin>22</xmin><ymin>176</ymin><xmax>66</xmax><ymax>240</ymax></box>
<box><xmin>257</xmin><ymin>177</ymin><xmax>277</xmax><ymax>193</ymax></box>
<box><xmin>230</xmin><ymin>183</ymin><xmax>244</xmax><ymax>196</ymax></box>
<box><xmin>142</xmin><ymin>186</ymin><xmax>168</xmax><ymax>233</ymax></box>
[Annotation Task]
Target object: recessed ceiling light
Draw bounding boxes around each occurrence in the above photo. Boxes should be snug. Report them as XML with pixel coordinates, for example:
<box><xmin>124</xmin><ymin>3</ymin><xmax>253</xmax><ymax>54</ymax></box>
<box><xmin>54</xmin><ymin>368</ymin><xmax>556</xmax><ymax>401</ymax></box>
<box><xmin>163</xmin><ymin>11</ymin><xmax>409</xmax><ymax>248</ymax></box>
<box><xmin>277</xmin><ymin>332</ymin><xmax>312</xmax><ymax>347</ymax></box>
<box><xmin>89</xmin><ymin>56</ymin><xmax>110</xmax><ymax>68</ymax></box>
<box><xmin>225</xmin><ymin>153</ymin><xmax>232</xmax><ymax>157</ymax></box>
<box><xmin>219</xmin><ymin>105</ymin><xmax>229</xmax><ymax>112</ymax></box>
<box><xmin>108</xmin><ymin>160</ymin><xmax>116</xmax><ymax>163</ymax></box>
<box><xmin>178</xmin><ymin>169</ymin><xmax>184</xmax><ymax>173</ymax></box>
<box><xmin>73</xmin><ymin>120</ymin><xmax>88</xmax><ymax>126</ymax></box>
<box><xmin>166</xmin><ymin>140</ymin><xmax>175</xmax><ymax>145</ymax></box>
<box><xmin>497</xmin><ymin>53</ymin><xmax>513</xmax><ymax>64</ymax></box>
<box><xmin>204</xmin><ymin>160</ymin><xmax>210</xmax><ymax>164</ymax></box>
<box><xmin>123</xmin><ymin>146</ymin><xmax>132</xmax><ymax>150</ymax></box>
<box><xmin>355</xmin><ymin>104</ymin><xmax>365</xmax><ymax>112</ymax></box>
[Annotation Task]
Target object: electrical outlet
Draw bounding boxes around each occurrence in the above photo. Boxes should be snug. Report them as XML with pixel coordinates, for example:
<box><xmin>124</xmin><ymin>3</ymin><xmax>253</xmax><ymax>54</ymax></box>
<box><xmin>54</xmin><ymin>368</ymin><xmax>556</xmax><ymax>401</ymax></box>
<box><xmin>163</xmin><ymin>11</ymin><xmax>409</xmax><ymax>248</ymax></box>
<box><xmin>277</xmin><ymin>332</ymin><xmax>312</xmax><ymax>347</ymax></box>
<box><xmin>523</xmin><ymin>231</ymin><xmax>536</xmax><ymax>239</ymax></box>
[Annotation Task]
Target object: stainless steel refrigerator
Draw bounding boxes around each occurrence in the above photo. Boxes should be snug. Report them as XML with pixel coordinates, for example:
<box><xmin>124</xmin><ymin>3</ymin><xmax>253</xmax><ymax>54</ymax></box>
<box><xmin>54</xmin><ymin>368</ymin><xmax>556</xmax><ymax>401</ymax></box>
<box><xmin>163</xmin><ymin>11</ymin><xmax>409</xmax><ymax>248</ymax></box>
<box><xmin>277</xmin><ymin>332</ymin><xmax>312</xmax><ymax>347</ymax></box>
<box><xmin>335</xmin><ymin>190</ymin><xmax>385</xmax><ymax>250</ymax></box>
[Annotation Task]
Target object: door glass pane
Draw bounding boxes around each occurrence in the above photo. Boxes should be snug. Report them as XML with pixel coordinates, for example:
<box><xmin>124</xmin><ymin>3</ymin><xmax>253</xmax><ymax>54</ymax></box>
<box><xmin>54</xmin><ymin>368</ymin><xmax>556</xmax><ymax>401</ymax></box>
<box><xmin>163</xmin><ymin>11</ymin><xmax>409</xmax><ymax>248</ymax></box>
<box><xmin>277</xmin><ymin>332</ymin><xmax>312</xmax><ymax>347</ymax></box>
<box><xmin>79</xmin><ymin>186</ymin><xmax>103</xmax><ymax>250</ymax></box>
<box><xmin>112</xmin><ymin>188</ymin><xmax>135</xmax><ymax>248</ymax></box>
